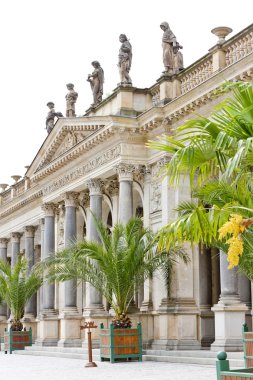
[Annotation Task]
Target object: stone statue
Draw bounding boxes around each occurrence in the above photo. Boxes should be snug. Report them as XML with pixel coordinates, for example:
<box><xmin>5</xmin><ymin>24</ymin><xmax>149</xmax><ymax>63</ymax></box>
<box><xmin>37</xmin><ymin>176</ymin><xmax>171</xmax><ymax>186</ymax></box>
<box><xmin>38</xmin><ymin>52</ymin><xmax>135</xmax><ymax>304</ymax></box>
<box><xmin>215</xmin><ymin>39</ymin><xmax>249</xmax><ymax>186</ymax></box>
<box><xmin>46</xmin><ymin>102</ymin><xmax>63</xmax><ymax>134</ymax></box>
<box><xmin>65</xmin><ymin>83</ymin><xmax>78</xmax><ymax>117</ymax></box>
<box><xmin>173</xmin><ymin>42</ymin><xmax>184</xmax><ymax>73</ymax></box>
<box><xmin>87</xmin><ymin>61</ymin><xmax>104</xmax><ymax>106</ymax></box>
<box><xmin>160</xmin><ymin>21</ymin><xmax>183</xmax><ymax>74</ymax></box>
<box><xmin>118</xmin><ymin>34</ymin><xmax>132</xmax><ymax>85</ymax></box>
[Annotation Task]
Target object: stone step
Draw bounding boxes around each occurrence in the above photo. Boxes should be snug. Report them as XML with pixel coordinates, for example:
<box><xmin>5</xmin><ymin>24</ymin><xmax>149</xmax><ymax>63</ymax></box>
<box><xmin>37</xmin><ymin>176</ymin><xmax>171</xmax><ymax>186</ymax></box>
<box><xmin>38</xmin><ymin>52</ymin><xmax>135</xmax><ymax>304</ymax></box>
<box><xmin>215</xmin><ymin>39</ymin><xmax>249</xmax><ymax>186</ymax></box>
<box><xmin>11</xmin><ymin>345</ymin><xmax>246</xmax><ymax>367</ymax></box>
<box><xmin>14</xmin><ymin>350</ymin><xmax>100</xmax><ymax>361</ymax></box>
<box><xmin>143</xmin><ymin>354</ymin><xmax>244</xmax><ymax>367</ymax></box>
<box><xmin>143</xmin><ymin>349</ymin><xmax>244</xmax><ymax>359</ymax></box>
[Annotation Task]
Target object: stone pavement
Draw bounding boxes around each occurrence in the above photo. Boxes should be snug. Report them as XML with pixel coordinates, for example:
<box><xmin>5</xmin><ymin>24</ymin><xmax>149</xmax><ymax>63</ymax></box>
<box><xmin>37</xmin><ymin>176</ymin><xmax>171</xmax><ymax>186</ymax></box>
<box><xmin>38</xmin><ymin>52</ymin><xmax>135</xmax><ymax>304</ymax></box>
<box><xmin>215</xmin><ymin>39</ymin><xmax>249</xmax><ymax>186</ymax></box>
<box><xmin>0</xmin><ymin>352</ymin><xmax>217</xmax><ymax>380</ymax></box>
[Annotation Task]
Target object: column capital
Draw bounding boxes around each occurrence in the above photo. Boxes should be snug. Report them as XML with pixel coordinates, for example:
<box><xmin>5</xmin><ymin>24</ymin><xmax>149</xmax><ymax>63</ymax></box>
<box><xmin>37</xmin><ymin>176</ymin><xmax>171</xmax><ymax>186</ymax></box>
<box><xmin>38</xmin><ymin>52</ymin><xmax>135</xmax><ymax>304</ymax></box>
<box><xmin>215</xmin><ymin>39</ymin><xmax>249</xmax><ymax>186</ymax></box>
<box><xmin>86</xmin><ymin>179</ymin><xmax>104</xmax><ymax>196</ymax></box>
<box><xmin>63</xmin><ymin>192</ymin><xmax>79</xmax><ymax>207</ymax></box>
<box><xmin>24</xmin><ymin>225</ymin><xmax>36</xmax><ymax>238</ymax></box>
<box><xmin>42</xmin><ymin>203</ymin><xmax>58</xmax><ymax>216</ymax></box>
<box><xmin>0</xmin><ymin>238</ymin><xmax>9</xmax><ymax>248</ymax></box>
<box><xmin>11</xmin><ymin>232</ymin><xmax>22</xmax><ymax>242</ymax></box>
<box><xmin>115</xmin><ymin>163</ymin><xmax>135</xmax><ymax>181</ymax></box>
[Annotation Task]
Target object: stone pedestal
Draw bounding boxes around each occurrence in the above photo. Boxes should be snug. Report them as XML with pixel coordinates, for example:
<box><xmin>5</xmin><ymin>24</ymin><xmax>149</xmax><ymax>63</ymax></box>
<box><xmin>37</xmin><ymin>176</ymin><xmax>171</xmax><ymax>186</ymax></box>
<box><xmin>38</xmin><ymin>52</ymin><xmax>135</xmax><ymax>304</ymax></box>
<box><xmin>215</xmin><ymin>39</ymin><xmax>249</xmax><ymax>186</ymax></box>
<box><xmin>36</xmin><ymin>310</ymin><xmax>58</xmax><ymax>346</ymax></box>
<box><xmin>58</xmin><ymin>310</ymin><xmax>82</xmax><ymax>347</ymax></box>
<box><xmin>152</xmin><ymin>301</ymin><xmax>201</xmax><ymax>350</ymax></box>
<box><xmin>211</xmin><ymin>251</ymin><xmax>248</xmax><ymax>351</ymax></box>
<box><xmin>211</xmin><ymin>303</ymin><xmax>248</xmax><ymax>351</ymax></box>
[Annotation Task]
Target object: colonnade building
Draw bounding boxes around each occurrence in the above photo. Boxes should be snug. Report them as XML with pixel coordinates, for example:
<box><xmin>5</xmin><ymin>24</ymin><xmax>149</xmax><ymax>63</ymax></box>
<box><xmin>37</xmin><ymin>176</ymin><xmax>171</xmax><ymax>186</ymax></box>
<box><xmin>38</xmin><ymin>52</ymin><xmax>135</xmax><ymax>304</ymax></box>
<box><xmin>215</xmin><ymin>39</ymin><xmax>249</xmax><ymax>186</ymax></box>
<box><xmin>0</xmin><ymin>24</ymin><xmax>253</xmax><ymax>351</ymax></box>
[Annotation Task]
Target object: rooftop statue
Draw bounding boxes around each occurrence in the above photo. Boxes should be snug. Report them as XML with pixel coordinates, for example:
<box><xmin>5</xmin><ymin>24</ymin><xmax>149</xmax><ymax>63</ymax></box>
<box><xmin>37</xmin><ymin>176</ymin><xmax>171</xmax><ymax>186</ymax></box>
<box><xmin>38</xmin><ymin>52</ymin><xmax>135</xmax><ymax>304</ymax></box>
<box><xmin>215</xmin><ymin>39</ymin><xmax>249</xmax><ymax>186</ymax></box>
<box><xmin>160</xmin><ymin>21</ymin><xmax>184</xmax><ymax>74</ymax></box>
<box><xmin>118</xmin><ymin>34</ymin><xmax>132</xmax><ymax>85</ymax></box>
<box><xmin>46</xmin><ymin>102</ymin><xmax>63</xmax><ymax>134</ymax></box>
<box><xmin>87</xmin><ymin>61</ymin><xmax>104</xmax><ymax>106</ymax></box>
<box><xmin>65</xmin><ymin>83</ymin><xmax>78</xmax><ymax>117</ymax></box>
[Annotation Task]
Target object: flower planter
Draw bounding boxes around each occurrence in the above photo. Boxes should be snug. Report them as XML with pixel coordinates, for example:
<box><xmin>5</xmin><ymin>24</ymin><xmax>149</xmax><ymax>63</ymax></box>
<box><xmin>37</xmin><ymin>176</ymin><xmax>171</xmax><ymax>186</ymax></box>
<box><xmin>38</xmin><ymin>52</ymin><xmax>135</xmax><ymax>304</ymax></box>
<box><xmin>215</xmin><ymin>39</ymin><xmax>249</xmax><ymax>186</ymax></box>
<box><xmin>4</xmin><ymin>328</ymin><xmax>32</xmax><ymax>354</ymax></box>
<box><xmin>99</xmin><ymin>322</ymin><xmax>142</xmax><ymax>363</ymax></box>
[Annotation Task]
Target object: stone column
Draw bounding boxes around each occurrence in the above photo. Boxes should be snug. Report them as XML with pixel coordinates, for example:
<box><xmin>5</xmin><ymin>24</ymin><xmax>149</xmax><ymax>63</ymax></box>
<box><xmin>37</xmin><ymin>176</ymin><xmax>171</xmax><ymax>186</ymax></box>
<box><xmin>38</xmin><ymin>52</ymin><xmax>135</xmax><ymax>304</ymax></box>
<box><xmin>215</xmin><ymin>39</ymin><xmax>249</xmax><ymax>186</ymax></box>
<box><xmin>42</xmin><ymin>205</ymin><xmax>57</xmax><ymax>313</ymax></box>
<box><xmin>211</xmin><ymin>251</ymin><xmax>248</xmax><ymax>351</ymax></box>
<box><xmin>59</xmin><ymin>192</ymin><xmax>82</xmax><ymax>347</ymax></box>
<box><xmin>36</xmin><ymin>205</ymin><xmax>58</xmax><ymax>346</ymax></box>
<box><xmin>63</xmin><ymin>192</ymin><xmax>79</xmax><ymax>311</ymax></box>
<box><xmin>0</xmin><ymin>238</ymin><xmax>9</xmax><ymax>321</ymax></box>
<box><xmin>199</xmin><ymin>246</ymin><xmax>214</xmax><ymax>347</ymax></box>
<box><xmin>141</xmin><ymin>167</ymin><xmax>153</xmax><ymax>312</ymax></box>
<box><xmin>11</xmin><ymin>232</ymin><xmax>22</xmax><ymax>267</ymax></box>
<box><xmin>116</xmin><ymin>163</ymin><xmax>134</xmax><ymax>224</ymax></box>
<box><xmin>23</xmin><ymin>226</ymin><xmax>36</xmax><ymax>319</ymax></box>
<box><xmin>84</xmin><ymin>179</ymin><xmax>106</xmax><ymax>315</ymax></box>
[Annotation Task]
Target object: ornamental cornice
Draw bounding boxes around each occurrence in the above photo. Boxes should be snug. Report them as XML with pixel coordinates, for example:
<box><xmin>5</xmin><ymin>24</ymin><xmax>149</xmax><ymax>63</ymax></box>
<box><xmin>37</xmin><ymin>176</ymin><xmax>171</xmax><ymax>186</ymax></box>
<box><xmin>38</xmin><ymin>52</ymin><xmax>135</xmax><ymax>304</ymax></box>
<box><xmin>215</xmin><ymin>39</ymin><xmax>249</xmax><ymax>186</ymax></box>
<box><xmin>0</xmin><ymin>190</ymin><xmax>43</xmax><ymax>219</ymax></box>
<box><xmin>42</xmin><ymin>144</ymin><xmax>121</xmax><ymax>196</ymax></box>
<box><xmin>32</xmin><ymin>127</ymin><xmax>116</xmax><ymax>182</ymax></box>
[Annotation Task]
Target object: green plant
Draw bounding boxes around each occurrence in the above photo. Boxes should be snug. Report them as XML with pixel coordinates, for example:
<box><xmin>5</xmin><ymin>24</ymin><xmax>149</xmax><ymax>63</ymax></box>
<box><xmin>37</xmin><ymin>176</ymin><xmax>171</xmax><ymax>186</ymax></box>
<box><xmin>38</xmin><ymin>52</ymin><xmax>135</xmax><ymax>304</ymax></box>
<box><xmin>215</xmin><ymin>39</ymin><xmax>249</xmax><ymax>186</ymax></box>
<box><xmin>44</xmin><ymin>217</ymin><xmax>188</xmax><ymax>327</ymax></box>
<box><xmin>148</xmin><ymin>81</ymin><xmax>253</xmax><ymax>272</ymax></box>
<box><xmin>0</xmin><ymin>256</ymin><xmax>43</xmax><ymax>331</ymax></box>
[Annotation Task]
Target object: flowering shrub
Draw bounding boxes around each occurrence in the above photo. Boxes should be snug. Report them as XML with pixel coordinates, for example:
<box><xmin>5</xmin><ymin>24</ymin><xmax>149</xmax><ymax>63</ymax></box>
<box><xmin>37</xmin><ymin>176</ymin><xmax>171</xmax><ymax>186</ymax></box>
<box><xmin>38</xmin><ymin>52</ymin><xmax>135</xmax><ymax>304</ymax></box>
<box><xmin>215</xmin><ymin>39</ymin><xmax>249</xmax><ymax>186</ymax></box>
<box><xmin>219</xmin><ymin>214</ymin><xmax>253</xmax><ymax>269</ymax></box>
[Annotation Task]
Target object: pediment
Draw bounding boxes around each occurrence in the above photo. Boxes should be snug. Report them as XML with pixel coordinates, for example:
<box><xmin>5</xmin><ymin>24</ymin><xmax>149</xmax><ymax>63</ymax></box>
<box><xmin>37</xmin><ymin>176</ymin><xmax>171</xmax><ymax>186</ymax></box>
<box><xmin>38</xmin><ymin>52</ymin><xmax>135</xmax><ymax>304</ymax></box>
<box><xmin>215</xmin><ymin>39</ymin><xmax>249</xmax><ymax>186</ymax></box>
<box><xmin>28</xmin><ymin>121</ymin><xmax>105</xmax><ymax>176</ymax></box>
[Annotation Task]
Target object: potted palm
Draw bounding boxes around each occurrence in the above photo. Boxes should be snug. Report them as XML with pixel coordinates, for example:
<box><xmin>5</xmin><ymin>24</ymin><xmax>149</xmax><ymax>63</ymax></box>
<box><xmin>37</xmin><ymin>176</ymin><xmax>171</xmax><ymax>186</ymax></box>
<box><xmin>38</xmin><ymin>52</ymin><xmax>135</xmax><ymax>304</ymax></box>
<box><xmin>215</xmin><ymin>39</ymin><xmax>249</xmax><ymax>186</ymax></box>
<box><xmin>44</xmin><ymin>217</ymin><xmax>187</xmax><ymax>362</ymax></box>
<box><xmin>0</xmin><ymin>256</ymin><xmax>43</xmax><ymax>353</ymax></box>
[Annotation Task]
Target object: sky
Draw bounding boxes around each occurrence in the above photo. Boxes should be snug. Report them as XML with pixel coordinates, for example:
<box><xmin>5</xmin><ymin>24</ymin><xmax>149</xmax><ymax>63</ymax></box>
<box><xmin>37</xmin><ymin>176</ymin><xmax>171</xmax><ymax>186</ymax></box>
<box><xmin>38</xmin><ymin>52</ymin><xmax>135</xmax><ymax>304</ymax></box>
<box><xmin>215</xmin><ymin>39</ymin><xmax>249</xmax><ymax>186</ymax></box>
<box><xmin>0</xmin><ymin>0</ymin><xmax>252</xmax><ymax>185</ymax></box>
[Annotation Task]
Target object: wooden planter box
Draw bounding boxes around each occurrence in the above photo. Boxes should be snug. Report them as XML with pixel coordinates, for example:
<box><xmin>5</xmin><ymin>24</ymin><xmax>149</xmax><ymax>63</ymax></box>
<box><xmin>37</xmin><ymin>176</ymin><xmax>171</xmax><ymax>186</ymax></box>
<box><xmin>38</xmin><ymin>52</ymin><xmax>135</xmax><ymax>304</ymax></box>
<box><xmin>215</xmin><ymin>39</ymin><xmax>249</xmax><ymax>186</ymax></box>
<box><xmin>99</xmin><ymin>322</ymin><xmax>142</xmax><ymax>363</ymax></box>
<box><xmin>4</xmin><ymin>328</ymin><xmax>32</xmax><ymax>354</ymax></box>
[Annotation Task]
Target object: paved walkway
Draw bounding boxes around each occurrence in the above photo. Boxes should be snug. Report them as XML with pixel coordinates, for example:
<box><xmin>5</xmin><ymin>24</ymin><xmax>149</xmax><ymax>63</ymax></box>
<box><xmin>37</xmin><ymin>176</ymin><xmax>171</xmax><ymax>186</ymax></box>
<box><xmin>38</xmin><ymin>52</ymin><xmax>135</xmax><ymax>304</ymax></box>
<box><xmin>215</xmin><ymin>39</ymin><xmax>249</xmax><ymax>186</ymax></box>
<box><xmin>0</xmin><ymin>352</ymin><xmax>217</xmax><ymax>380</ymax></box>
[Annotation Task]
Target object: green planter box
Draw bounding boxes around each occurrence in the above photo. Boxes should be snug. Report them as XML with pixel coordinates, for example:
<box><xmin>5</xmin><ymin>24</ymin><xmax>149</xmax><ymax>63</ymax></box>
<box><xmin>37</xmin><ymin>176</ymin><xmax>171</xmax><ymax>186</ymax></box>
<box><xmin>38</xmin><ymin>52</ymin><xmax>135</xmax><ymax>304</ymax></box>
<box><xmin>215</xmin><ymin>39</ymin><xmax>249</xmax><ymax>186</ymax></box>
<box><xmin>100</xmin><ymin>322</ymin><xmax>142</xmax><ymax>363</ymax></box>
<box><xmin>4</xmin><ymin>328</ymin><xmax>32</xmax><ymax>354</ymax></box>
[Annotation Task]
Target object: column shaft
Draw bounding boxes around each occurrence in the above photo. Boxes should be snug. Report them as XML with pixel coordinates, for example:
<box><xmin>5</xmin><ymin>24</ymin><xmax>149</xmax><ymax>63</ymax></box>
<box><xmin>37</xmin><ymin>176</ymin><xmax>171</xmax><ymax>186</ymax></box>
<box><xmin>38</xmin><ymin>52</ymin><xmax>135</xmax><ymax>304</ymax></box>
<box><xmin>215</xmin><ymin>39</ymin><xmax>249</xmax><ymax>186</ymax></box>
<box><xmin>24</xmin><ymin>226</ymin><xmax>36</xmax><ymax>317</ymax></box>
<box><xmin>64</xmin><ymin>205</ymin><xmax>77</xmax><ymax>307</ymax></box>
<box><xmin>0</xmin><ymin>239</ymin><xmax>8</xmax><ymax>318</ymax></box>
<box><xmin>43</xmin><ymin>215</ymin><xmax>55</xmax><ymax>310</ymax></box>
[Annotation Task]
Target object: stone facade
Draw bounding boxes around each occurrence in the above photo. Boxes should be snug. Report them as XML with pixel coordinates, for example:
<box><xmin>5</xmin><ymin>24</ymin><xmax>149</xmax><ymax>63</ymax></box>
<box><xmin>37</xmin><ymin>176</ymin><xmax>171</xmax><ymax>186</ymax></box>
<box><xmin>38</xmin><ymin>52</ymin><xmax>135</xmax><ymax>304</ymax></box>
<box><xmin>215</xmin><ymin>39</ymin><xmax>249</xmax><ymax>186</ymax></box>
<box><xmin>0</xmin><ymin>24</ymin><xmax>253</xmax><ymax>351</ymax></box>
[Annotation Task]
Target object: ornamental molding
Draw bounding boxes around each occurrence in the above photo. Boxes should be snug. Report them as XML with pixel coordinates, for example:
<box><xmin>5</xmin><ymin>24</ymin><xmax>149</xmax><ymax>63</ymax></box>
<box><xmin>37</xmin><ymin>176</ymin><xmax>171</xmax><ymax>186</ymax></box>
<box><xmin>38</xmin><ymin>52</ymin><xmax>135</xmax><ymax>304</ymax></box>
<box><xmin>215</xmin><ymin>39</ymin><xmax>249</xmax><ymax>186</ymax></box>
<box><xmin>43</xmin><ymin>145</ymin><xmax>121</xmax><ymax>196</ymax></box>
<box><xmin>0</xmin><ymin>190</ymin><xmax>43</xmax><ymax>219</ymax></box>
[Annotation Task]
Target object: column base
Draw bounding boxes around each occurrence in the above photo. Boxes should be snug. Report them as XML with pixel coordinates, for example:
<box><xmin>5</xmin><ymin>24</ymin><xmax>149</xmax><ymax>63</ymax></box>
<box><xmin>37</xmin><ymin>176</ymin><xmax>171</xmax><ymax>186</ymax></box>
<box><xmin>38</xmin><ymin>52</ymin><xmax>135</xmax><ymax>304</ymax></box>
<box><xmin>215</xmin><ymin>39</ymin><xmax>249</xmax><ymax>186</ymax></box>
<box><xmin>0</xmin><ymin>318</ymin><xmax>8</xmax><ymax>342</ymax></box>
<box><xmin>140</xmin><ymin>300</ymin><xmax>153</xmax><ymax>313</ymax></box>
<box><xmin>83</xmin><ymin>304</ymin><xmax>108</xmax><ymax>317</ymax></box>
<box><xmin>35</xmin><ymin>310</ymin><xmax>59</xmax><ymax>346</ymax></box>
<box><xmin>211</xmin><ymin>300</ymin><xmax>248</xmax><ymax>352</ymax></box>
<box><xmin>153</xmin><ymin>298</ymin><xmax>201</xmax><ymax>350</ymax></box>
<box><xmin>58</xmin><ymin>309</ymin><xmax>82</xmax><ymax>347</ymax></box>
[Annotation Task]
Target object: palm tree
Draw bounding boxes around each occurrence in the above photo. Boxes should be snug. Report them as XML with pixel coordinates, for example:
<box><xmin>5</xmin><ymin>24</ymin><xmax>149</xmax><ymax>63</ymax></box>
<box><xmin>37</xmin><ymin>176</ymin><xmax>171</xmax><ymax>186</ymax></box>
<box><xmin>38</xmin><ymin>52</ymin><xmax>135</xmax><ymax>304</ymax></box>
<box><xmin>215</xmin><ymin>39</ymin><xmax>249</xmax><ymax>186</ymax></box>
<box><xmin>44</xmin><ymin>217</ymin><xmax>188</xmax><ymax>327</ymax></box>
<box><xmin>148</xmin><ymin>80</ymin><xmax>253</xmax><ymax>272</ymax></box>
<box><xmin>0</xmin><ymin>256</ymin><xmax>43</xmax><ymax>331</ymax></box>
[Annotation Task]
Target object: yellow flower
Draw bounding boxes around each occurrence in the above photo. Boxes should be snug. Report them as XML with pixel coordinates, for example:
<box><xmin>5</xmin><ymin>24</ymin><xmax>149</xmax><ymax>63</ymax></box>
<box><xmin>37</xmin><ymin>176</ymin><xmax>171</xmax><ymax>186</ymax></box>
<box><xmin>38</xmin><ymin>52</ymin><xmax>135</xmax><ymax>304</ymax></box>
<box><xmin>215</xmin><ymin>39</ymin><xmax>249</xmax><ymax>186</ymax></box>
<box><xmin>219</xmin><ymin>214</ymin><xmax>244</xmax><ymax>239</ymax></box>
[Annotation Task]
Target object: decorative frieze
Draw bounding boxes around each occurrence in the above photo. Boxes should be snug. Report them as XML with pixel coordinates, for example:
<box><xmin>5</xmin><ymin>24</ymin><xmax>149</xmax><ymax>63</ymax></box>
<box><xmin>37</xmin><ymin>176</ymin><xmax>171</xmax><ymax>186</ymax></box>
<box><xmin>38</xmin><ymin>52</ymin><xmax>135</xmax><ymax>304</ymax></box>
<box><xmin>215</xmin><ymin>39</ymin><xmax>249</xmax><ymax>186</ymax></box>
<box><xmin>43</xmin><ymin>145</ymin><xmax>121</xmax><ymax>195</ymax></box>
<box><xmin>79</xmin><ymin>191</ymin><xmax>90</xmax><ymax>208</ymax></box>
